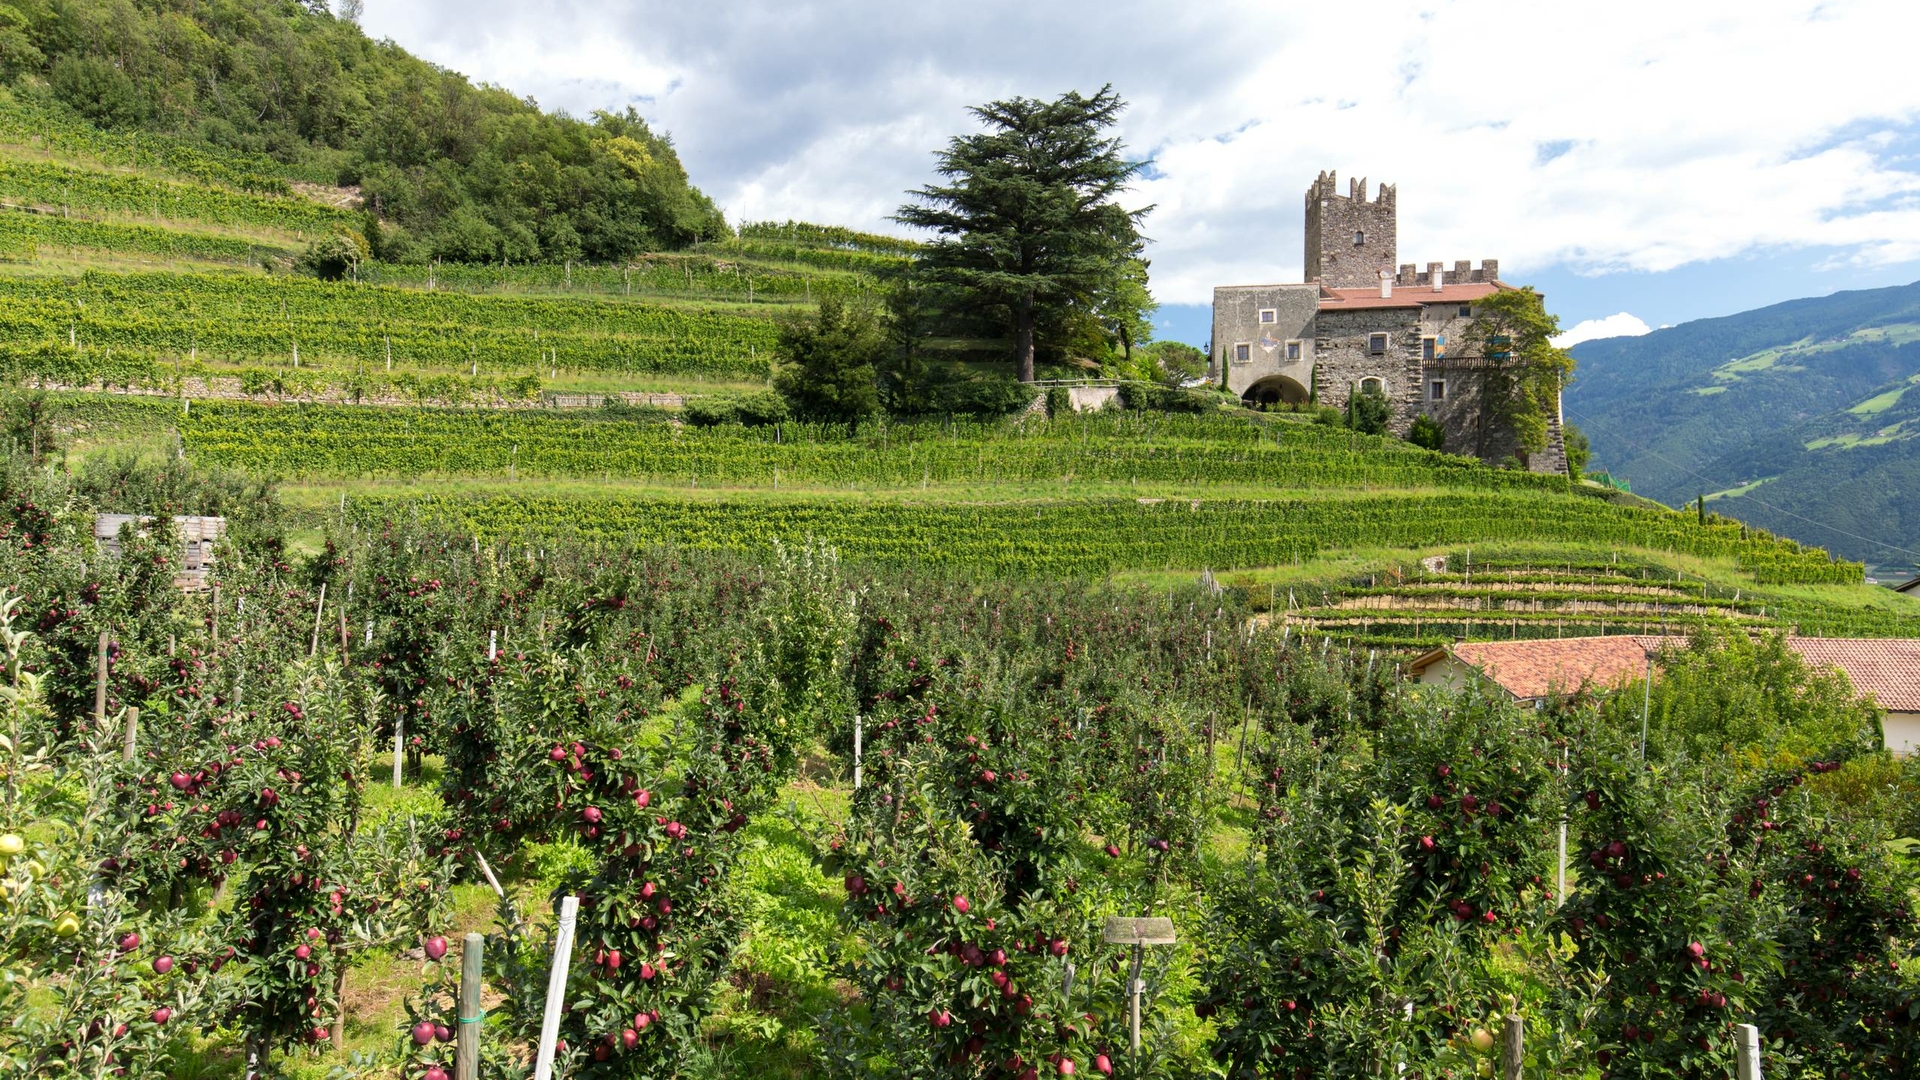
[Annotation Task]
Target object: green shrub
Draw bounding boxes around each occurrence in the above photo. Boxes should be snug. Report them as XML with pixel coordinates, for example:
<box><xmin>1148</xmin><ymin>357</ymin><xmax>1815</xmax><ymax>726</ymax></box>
<box><xmin>683</xmin><ymin>397</ymin><xmax>738</xmax><ymax>427</ymax></box>
<box><xmin>1044</xmin><ymin>385</ymin><xmax>1071</xmax><ymax>418</ymax></box>
<box><xmin>1347</xmin><ymin>386</ymin><xmax>1391</xmax><ymax>435</ymax></box>
<box><xmin>1409</xmin><ymin>413</ymin><xmax>1446</xmax><ymax>451</ymax></box>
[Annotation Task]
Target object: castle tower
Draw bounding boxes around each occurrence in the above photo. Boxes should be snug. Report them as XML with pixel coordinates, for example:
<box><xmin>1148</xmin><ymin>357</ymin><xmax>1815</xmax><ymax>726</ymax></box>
<box><xmin>1303</xmin><ymin>170</ymin><xmax>1396</xmax><ymax>289</ymax></box>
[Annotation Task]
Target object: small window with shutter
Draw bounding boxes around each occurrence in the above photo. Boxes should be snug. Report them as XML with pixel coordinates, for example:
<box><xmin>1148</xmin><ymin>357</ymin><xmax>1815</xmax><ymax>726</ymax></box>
<box><xmin>1368</xmin><ymin>333</ymin><xmax>1388</xmax><ymax>355</ymax></box>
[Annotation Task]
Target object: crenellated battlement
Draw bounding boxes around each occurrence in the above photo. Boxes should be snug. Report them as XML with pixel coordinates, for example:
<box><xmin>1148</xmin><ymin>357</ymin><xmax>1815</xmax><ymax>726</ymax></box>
<box><xmin>1396</xmin><ymin>259</ymin><xmax>1500</xmax><ymax>286</ymax></box>
<box><xmin>1306</xmin><ymin>169</ymin><xmax>1396</xmax><ymax>209</ymax></box>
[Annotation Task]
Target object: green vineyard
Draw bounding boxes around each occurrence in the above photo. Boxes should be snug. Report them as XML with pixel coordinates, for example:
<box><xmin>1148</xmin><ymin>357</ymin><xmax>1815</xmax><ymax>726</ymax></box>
<box><xmin>346</xmin><ymin>488</ymin><xmax>1859</xmax><ymax>581</ymax></box>
<box><xmin>0</xmin><ymin>210</ymin><xmax>279</xmax><ymax>263</ymax></box>
<box><xmin>173</xmin><ymin>399</ymin><xmax>1578</xmax><ymax>490</ymax></box>
<box><xmin>0</xmin><ymin>157</ymin><xmax>348</xmax><ymax>233</ymax></box>
<box><xmin>0</xmin><ymin>272</ymin><xmax>782</xmax><ymax>380</ymax></box>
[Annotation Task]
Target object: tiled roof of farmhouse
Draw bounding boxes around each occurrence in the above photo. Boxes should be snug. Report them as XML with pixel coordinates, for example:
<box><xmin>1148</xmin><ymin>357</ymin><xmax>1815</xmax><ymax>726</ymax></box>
<box><xmin>1319</xmin><ymin>282</ymin><xmax>1504</xmax><ymax>310</ymax></box>
<box><xmin>1411</xmin><ymin>634</ymin><xmax>1919</xmax><ymax>711</ymax></box>
<box><xmin>1784</xmin><ymin>638</ymin><xmax>1920</xmax><ymax>712</ymax></box>
<box><xmin>1410</xmin><ymin>635</ymin><xmax>1674</xmax><ymax>700</ymax></box>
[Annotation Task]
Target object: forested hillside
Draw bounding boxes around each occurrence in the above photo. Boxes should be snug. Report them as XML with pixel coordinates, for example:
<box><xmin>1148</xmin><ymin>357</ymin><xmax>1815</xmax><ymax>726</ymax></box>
<box><xmin>1566</xmin><ymin>280</ymin><xmax>1920</xmax><ymax>576</ymax></box>
<box><xmin>0</xmin><ymin>0</ymin><xmax>726</xmax><ymax>259</ymax></box>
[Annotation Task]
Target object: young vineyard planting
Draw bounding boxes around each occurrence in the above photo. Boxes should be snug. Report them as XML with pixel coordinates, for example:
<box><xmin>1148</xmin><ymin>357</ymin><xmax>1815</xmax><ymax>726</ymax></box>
<box><xmin>350</xmin><ymin>489</ymin><xmax>1860</xmax><ymax>583</ymax></box>
<box><xmin>0</xmin><ymin>272</ymin><xmax>782</xmax><ymax>382</ymax></box>
<box><xmin>1</xmin><ymin>457</ymin><xmax>1915</xmax><ymax>1080</ymax></box>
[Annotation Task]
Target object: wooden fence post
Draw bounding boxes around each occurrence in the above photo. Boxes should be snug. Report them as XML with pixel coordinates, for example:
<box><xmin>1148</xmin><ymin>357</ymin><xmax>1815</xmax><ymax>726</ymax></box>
<box><xmin>94</xmin><ymin>631</ymin><xmax>108</xmax><ymax>727</ymax></box>
<box><xmin>1735</xmin><ymin>1023</ymin><xmax>1761</xmax><ymax>1080</ymax></box>
<box><xmin>393</xmin><ymin>717</ymin><xmax>405</xmax><ymax>788</ymax></box>
<box><xmin>122</xmin><ymin>707</ymin><xmax>138</xmax><ymax>763</ymax></box>
<box><xmin>309</xmin><ymin>582</ymin><xmax>327</xmax><ymax>657</ymax></box>
<box><xmin>455</xmin><ymin>932</ymin><xmax>485</xmax><ymax>1080</ymax></box>
<box><xmin>1500</xmin><ymin>1014</ymin><xmax>1522</xmax><ymax>1080</ymax></box>
<box><xmin>533</xmin><ymin>896</ymin><xmax>581</xmax><ymax>1080</ymax></box>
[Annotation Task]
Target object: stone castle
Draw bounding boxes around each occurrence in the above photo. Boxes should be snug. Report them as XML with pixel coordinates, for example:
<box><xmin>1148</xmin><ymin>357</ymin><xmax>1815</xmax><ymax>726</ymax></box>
<box><xmin>1210</xmin><ymin>171</ymin><xmax>1566</xmax><ymax>474</ymax></box>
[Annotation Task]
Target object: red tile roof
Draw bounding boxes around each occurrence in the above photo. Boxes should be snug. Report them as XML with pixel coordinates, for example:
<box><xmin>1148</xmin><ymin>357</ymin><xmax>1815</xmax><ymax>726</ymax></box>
<box><xmin>1785</xmin><ymin>638</ymin><xmax>1920</xmax><ymax>712</ymax></box>
<box><xmin>1410</xmin><ymin>634</ymin><xmax>1919</xmax><ymax>712</ymax></box>
<box><xmin>1319</xmin><ymin>282</ymin><xmax>1504</xmax><ymax>310</ymax></box>
<box><xmin>1411</xmin><ymin>635</ymin><xmax>1673</xmax><ymax>700</ymax></box>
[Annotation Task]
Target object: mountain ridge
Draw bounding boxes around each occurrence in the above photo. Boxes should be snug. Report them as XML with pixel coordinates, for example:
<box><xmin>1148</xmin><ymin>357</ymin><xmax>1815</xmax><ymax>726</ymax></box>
<box><xmin>1566</xmin><ymin>279</ymin><xmax>1920</xmax><ymax>576</ymax></box>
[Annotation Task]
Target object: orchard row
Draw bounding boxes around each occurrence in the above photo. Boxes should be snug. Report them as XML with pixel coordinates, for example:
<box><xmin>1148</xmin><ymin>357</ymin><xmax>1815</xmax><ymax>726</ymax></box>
<box><xmin>0</xmin><ymin>457</ymin><xmax>1912</xmax><ymax>1078</ymax></box>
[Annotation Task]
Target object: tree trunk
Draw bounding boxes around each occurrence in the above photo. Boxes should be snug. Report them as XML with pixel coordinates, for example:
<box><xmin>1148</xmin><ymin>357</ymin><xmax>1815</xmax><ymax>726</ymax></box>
<box><xmin>1016</xmin><ymin>296</ymin><xmax>1036</xmax><ymax>383</ymax></box>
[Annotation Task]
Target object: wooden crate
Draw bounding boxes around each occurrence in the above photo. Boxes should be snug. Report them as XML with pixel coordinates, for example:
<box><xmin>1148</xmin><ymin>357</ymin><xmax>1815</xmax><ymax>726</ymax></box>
<box><xmin>94</xmin><ymin>514</ymin><xmax>227</xmax><ymax>591</ymax></box>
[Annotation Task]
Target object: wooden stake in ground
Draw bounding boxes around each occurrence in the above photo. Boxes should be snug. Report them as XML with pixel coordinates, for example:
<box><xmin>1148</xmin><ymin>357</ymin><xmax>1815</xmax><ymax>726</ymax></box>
<box><xmin>94</xmin><ymin>631</ymin><xmax>108</xmax><ymax>729</ymax></box>
<box><xmin>310</xmin><ymin>582</ymin><xmax>327</xmax><ymax>657</ymax></box>
<box><xmin>472</xmin><ymin>848</ymin><xmax>506</xmax><ymax>899</ymax></box>
<box><xmin>456</xmin><ymin>933</ymin><xmax>485</xmax><ymax>1080</ymax></box>
<box><xmin>1500</xmin><ymin>1014</ymin><xmax>1523</xmax><ymax>1080</ymax></box>
<box><xmin>122</xmin><ymin>707</ymin><xmax>138</xmax><ymax>763</ymax></box>
<box><xmin>853</xmin><ymin>715</ymin><xmax>863</xmax><ymax>790</ymax></box>
<box><xmin>393</xmin><ymin>717</ymin><xmax>405</xmax><ymax>788</ymax></box>
<box><xmin>533</xmin><ymin>896</ymin><xmax>581</xmax><ymax>1080</ymax></box>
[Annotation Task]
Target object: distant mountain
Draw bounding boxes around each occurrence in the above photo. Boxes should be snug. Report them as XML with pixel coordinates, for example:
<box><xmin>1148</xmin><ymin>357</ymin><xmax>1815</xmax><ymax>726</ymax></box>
<box><xmin>1565</xmin><ymin>281</ymin><xmax>1920</xmax><ymax>576</ymax></box>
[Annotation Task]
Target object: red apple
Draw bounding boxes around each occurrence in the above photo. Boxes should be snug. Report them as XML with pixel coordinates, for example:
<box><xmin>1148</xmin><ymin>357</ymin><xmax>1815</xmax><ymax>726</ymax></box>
<box><xmin>118</xmin><ymin>932</ymin><xmax>140</xmax><ymax>952</ymax></box>
<box><xmin>412</xmin><ymin>1021</ymin><xmax>436</xmax><ymax>1046</ymax></box>
<box><xmin>1060</xmin><ymin>1060</ymin><xmax>1076</xmax><ymax>1075</ymax></box>
<box><xmin>153</xmin><ymin>956</ymin><xmax>174</xmax><ymax>974</ymax></box>
<box><xmin>953</xmin><ymin>895</ymin><xmax>971</xmax><ymax>914</ymax></box>
<box><xmin>1093</xmin><ymin>1054</ymin><xmax>1112</xmax><ymax>1075</ymax></box>
<box><xmin>152</xmin><ymin>1008</ymin><xmax>171</xmax><ymax>1025</ymax></box>
<box><xmin>424</xmin><ymin>936</ymin><xmax>449</xmax><ymax>961</ymax></box>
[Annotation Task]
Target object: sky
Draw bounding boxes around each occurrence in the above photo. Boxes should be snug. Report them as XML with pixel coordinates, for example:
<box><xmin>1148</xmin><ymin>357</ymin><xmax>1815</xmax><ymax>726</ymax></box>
<box><xmin>358</xmin><ymin>0</ymin><xmax>1920</xmax><ymax>350</ymax></box>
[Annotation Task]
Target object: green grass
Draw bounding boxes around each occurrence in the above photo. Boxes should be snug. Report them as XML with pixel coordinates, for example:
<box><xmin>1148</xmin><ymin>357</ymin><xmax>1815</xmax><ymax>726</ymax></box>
<box><xmin>1847</xmin><ymin>377</ymin><xmax>1916</xmax><ymax>416</ymax></box>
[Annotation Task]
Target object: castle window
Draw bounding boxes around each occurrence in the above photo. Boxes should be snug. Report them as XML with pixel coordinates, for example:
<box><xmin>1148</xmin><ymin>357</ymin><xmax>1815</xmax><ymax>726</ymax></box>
<box><xmin>1285</xmin><ymin>340</ymin><xmax>1301</xmax><ymax>361</ymax></box>
<box><xmin>1457</xmin><ymin>304</ymin><xmax>1472</xmax><ymax>318</ymax></box>
<box><xmin>1421</xmin><ymin>337</ymin><xmax>1437</xmax><ymax>361</ymax></box>
<box><xmin>1430</xmin><ymin>379</ymin><xmax>1447</xmax><ymax>401</ymax></box>
<box><xmin>1233</xmin><ymin>343</ymin><xmax>1251</xmax><ymax>364</ymax></box>
<box><xmin>1354</xmin><ymin>230</ymin><xmax>1366</xmax><ymax>246</ymax></box>
<box><xmin>1367</xmin><ymin>333</ymin><xmax>1388</xmax><ymax>355</ymax></box>
<box><xmin>1258</xmin><ymin>309</ymin><xmax>1277</xmax><ymax>324</ymax></box>
<box><xmin>1359</xmin><ymin>377</ymin><xmax>1384</xmax><ymax>395</ymax></box>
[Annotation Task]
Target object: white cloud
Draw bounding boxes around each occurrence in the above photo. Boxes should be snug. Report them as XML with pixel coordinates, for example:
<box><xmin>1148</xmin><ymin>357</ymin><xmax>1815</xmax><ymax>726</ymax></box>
<box><xmin>1553</xmin><ymin>313</ymin><xmax>1654</xmax><ymax>349</ymax></box>
<box><xmin>360</xmin><ymin>0</ymin><xmax>1920</xmax><ymax>306</ymax></box>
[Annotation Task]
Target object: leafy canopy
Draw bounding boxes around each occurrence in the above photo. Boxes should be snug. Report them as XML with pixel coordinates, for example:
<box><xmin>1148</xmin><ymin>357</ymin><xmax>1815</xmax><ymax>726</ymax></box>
<box><xmin>895</xmin><ymin>86</ymin><xmax>1151</xmax><ymax>382</ymax></box>
<box><xmin>772</xmin><ymin>296</ymin><xmax>885</xmax><ymax>426</ymax></box>
<box><xmin>1464</xmin><ymin>287</ymin><xmax>1577</xmax><ymax>456</ymax></box>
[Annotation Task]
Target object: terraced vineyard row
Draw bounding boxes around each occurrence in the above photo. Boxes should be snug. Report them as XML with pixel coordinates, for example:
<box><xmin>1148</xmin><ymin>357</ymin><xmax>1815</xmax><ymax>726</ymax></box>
<box><xmin>0</xmin><ymin>272</ymin><xmax>779</xmax><ymax>380</ymax></box>
<box><xmin>0</xmin><ymin>157</ymin><xmax>347</xmax><ymax>233</ymax></box>
<box><xmin>1264</xmin><ymin>551</ymin><xmax>1899</xmax><ymax>649</ymax></box>
<box><xmin>343</xmin><ymin>489</ymin><xmax>1860</xmax><ymax>581</ymax></box>
<box><xmin>174</xmin><ymin>400</ymin><xmax>1578</xmax><ymax>490</ymax></box>
<box><xmin>0</xmin><ymin>210</ymin><xmax>278</xmax><ymax>263</ymax></box>
<box><xmin>357</xmin><ymin>253</ymin><xmax>874</xmax><ymax>303</ymax></box>
<box><xmin>0</xmin><ymin>99</ymin><xmax>305</xmax><ymax>193</ymax></box>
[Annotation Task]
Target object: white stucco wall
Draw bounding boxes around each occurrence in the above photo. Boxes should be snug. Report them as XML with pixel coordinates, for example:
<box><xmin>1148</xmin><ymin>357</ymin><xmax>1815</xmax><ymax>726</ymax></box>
<box><xmin>1884</xmin><ymin>711</ymin><xmax>1920</xmax><ymax>756</ymax></box>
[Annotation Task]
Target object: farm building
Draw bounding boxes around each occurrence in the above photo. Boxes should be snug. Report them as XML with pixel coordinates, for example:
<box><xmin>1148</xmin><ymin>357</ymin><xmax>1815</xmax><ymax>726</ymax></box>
<box><xmin>1408</xmin><ymin>635</ymin><xmax>1920</xmax><ymax>753</ymax></box>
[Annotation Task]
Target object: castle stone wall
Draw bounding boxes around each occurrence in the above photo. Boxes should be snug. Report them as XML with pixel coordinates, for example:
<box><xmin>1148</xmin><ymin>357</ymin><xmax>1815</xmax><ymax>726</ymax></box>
<box><xmin>1304</xmin><ymin>171</ymin><xmax>1397</xmax><ymax>288</ymax></box>
<box><xmin>1211</xmin><ymin>284</ymin><xmax>1318</xmax><ymax>397</ymax></box>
